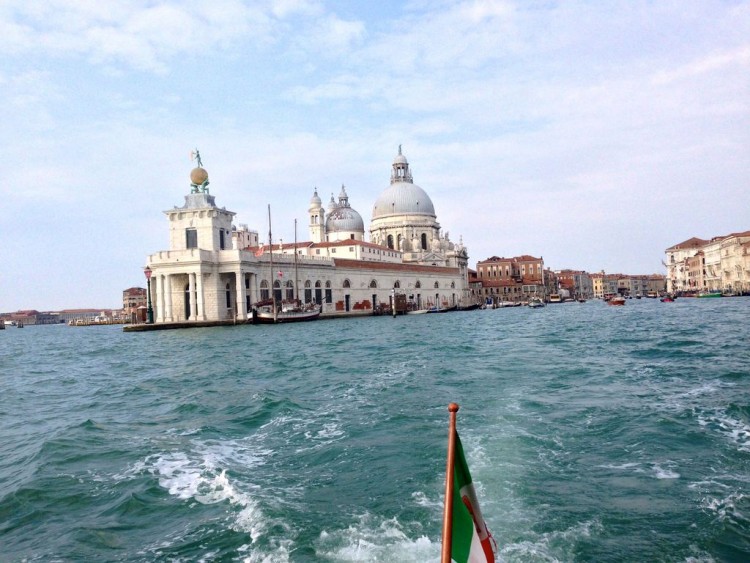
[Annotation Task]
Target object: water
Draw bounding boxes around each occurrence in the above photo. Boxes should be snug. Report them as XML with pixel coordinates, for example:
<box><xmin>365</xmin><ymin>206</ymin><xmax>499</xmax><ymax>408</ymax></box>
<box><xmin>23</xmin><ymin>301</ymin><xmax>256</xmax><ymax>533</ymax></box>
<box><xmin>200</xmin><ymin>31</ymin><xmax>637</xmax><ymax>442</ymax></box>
<box><xmin>1</xmin><ymin>298</ymin><xmax>749</xmax><ymax>562</ymax></box>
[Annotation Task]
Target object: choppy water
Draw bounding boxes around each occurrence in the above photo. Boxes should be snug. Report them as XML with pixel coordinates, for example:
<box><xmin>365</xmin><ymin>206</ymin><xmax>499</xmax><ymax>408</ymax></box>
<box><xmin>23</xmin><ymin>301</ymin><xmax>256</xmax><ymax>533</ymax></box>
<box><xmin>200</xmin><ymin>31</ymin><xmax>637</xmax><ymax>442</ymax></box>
<box><xmin>1</xmin><ymin>297</ymin><xmax>749</xmax><ymax>562</ymax></box>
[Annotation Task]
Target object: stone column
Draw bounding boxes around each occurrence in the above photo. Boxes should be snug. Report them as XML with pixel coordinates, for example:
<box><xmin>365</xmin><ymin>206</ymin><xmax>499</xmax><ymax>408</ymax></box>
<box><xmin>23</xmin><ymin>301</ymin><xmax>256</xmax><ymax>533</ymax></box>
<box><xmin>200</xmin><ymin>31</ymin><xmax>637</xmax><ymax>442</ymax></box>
<box><xmin>189</xmin><ymin>272</ymin><xmax>198</xmax><ymax>320</ymax></box>
<box><xmin>164</xmin><ymin>274</ymin><xmax>173</xmax><ymax>322</ymax></box>
<box><xmin>155</xmin><ymin>274</ymin><xmax>164</xmax><ymax>323</ymax></box>
<box><xmin>196</xmin><ymin>272</ymin><xmax>205</xmax><ymax>320</ymax></box>
<box><xmin>236</xmin><ymin>271</ymin><xmax>247</xmax><ymax>320</ymax></box>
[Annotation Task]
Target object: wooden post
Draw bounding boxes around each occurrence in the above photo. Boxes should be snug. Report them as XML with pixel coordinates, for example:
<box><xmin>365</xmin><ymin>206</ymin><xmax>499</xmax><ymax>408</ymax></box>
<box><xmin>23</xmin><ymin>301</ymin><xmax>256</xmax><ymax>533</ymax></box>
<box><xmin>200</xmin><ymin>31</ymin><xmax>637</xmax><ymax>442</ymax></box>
<box><xmin>441</xmin><ymin>402</ymin><xmax>460</xmax><ymax>563</ymax></box>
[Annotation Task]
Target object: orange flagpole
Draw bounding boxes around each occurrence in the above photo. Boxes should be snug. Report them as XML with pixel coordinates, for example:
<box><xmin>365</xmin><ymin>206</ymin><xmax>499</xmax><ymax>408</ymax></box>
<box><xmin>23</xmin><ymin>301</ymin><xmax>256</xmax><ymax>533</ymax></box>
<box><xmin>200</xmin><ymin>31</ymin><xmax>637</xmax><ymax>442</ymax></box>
<box><xmin>441</xmin><ymin>402</ymin><xmax>460</xmax><ymax>563</ymax></box>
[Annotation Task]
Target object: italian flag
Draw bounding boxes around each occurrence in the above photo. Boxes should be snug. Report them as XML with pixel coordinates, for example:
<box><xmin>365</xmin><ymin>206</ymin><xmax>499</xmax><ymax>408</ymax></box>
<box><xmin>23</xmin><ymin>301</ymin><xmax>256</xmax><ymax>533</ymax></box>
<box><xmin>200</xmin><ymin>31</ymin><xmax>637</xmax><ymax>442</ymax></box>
<box><xmin>451</xmin><ymin>433</ymin><xmax>495</xmax><ymax>562</ymax></box>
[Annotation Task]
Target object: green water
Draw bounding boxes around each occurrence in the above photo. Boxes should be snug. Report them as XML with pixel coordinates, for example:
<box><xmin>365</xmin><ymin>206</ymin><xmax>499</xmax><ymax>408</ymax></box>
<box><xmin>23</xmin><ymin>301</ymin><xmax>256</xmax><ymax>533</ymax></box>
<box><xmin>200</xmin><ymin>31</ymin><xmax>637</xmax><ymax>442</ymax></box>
<box><xmin>1</xmin><ymin>298</ymin><xmax>749</xmax><ymax>561</ymax></box>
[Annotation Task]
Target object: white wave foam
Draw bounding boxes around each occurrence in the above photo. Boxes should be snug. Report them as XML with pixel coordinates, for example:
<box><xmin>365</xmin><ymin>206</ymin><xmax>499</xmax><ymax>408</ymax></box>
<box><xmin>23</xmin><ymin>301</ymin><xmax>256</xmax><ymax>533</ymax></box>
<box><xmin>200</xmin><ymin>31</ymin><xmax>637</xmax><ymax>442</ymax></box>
<box><xmin>316</xmin><ymin>513</ymin><xmax>437</xmax><ymax>561</ymax></box>
<box><xmin>652</xmin><ymin>463</ymin><xmax>680</xmax><ymax>479</ymax></box>
<box><xmin>697</xmin><ymin>410</ymin><xmax>750</xmax><ymax>453</ymax></box>
<box><xmin>700</xmin><ymin>490</ymin><xmax>747</xmax><ymax>523</ymax></box>
<box><xmin>502</xmin><ymin>519</ymin><xmax>602</xmax><ymax>561</ymax></box>
<box><xmin>148</xmin><ymin>442</ymin><xmax>271</xmax><ymax>544</ymax></box>
<box><xmin>597</xmin><ymin>462</ymin><xmax>641</xmax><ymax>470</ymax></box>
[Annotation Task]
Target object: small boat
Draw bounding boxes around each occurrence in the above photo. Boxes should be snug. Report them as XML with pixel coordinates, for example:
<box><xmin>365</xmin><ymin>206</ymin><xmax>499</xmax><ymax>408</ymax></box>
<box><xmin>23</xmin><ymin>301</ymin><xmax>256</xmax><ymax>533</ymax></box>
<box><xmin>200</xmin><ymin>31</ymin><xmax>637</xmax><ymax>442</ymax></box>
<box><xmin>696</xmin><ymin>290</ymin><xmax>722</xmax><ymax>298</ymax></box>
<box><xmin>252</xmin><ymin>300</ymin><xmax>321</xmax><ymax>323</ymax></box>
<box><xmin>406</xmin><ymin>308</ymin><xmax>429</xmax><ymax>315</ymax></box>
<box><xmin>660</xmin><ymin>295</ymin><xmax>675</xmax><ymax>302</ymax></box>
<box><xmin>456</xmin><ymin>303</ymin><xmax>481</xmax><ymax>311</ymax></box>
<box><xmin>548</xmin><ymin>293</ymin><xmax>562</xmax><ymax>303</ymax></box>
<box><xmin>528</xmin><ymin>297</ymin><xmax>545</xmax><ymax>308</ymax></box>
<box><xmin>251</xmin><ymin>206</ymin><xmax>322</xmax><ymax>324</ymax></box>
<box><xmin>426</xmin><ymin>305</ymin><xmax>458</xmax><ymax>313</ymax></box>
<box><xmin>608</xmin><ymin>295</ymin><xmax>626</xmax><ymax>306</ymax></box>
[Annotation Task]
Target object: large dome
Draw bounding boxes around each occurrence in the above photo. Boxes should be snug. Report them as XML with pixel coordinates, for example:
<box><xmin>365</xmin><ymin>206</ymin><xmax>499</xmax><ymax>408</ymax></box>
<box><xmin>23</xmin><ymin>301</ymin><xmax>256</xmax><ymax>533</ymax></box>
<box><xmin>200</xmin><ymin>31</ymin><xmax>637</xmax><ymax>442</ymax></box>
<box><xmin>372</xmin><ymin>147</ymin><xmax>435</xmax><ymax>219</ymax></box>
<box><xmin>372</xmin><ymin>182</ymin><xmax>435</xmax><ymax>218</ymax></box>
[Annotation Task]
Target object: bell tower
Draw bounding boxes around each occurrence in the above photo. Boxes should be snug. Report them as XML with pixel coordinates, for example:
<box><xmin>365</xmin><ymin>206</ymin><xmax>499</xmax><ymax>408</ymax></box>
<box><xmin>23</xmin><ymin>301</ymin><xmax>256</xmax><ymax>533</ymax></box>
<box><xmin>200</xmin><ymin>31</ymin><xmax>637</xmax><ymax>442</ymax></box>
<box><xmin>308</xmin><ymin>188</ymin><xmax>325</xmax><ymax>243</ymax></box>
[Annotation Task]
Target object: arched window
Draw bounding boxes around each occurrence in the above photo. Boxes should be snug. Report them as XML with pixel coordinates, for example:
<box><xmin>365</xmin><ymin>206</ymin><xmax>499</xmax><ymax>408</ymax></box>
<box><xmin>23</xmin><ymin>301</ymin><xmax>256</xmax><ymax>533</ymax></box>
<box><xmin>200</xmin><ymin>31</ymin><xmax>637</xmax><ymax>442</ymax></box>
<box><xmin>415</xmin><ymin>280</ymin><xmax>421</xmax><ymax>289</ymax></box>
<box><xmin>369</xmin><ymin>279</ymin><xmax>378</xmax><ymax>288</ymax></box>
<box><xmin>285</xmin><ymin>280</ymin><xmax>294</xmax><ymax>300</ymax></box>
<box><xmin>260</xmin><ymin>280</ymin><xmax>269</xmax><ymax>301</ymax></box>
<box><xmin>315</xmin><ymin>280</ymin><xmax>323</xmax><ymax>304</ymax></box>
<box><xmin>421</xmin><ymin>233</ymin><xmax>427</xmax><ymax>250</ymax></box>
<box><xmin>394</xmin><ymin>280</ymin><xmax>401</xmax><ymax>288</ymax></box>
<box><xmin>434</xmin><ymin>281</ymin><xmax>440</xmax><ymax>289</ymax></box>
<box><xmin>305</xmin><ymin>280</ymin><xmax>312</xmax><ymax>303</ymax></box>
<box><xmin>387</xmin><ymin>234</ymin><xmax>394</xmax><ymax>249</ymax></box>
<box><xmin>325</xmin><ymin>281</ymin><xmax>333</xmax><ymax>303</ymax></box>
<box><xmin>343</xmin><ymin>279</ymin><xmax>351</xmax><ymax>288</ymax></box>
<box><xmin>451</xmin><ymin>282</ymin><xmax>455</xmax><ymax>289</ymax></box>
<box><xmin>273</xmin><ymin>280</ymin><xmax>282</xmax><ymax>303</ymax></box>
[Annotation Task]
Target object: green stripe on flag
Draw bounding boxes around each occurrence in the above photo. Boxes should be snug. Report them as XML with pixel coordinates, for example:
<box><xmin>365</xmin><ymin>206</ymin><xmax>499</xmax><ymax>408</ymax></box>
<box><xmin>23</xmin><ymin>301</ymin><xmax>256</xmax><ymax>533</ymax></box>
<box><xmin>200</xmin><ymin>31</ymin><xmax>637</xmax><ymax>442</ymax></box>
<box><xmin>451</xmin><ymin>433</ymin><xmax>480</xmax><ymax>562</ymax></box>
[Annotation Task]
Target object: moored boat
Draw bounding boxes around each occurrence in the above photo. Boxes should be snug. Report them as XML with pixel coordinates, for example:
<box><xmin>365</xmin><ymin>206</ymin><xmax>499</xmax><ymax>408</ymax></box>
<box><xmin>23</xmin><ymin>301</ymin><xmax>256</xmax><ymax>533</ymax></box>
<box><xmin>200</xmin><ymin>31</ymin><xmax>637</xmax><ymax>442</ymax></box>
<box><xmin>696</xmin><ymin>290</ymin><xmax>722</xmax><ymax>298</ymax></box>
<box><xmin>608</xmin><ymin>295</ymin><xmax>626</xmax><ymax>306</ymax></box>
<box><xmin>252</xmin><ymin>300</ymin><xmax>320</xmax><ymax>323</ymax></box>
<box><xmin>426</xmin><ymin>304</ymin><xmax>458</xmax><ymax>313</ymax></box>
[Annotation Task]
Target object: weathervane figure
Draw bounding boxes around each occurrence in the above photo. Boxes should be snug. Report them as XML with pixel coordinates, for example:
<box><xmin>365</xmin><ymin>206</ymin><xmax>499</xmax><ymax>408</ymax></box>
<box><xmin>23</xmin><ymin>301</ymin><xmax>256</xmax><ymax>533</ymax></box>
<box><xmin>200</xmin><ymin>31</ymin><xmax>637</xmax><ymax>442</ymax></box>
<box><xmin>189</xmin><ymin>149</ymin><xmax>210</xmax><ymax>194</ymax></box>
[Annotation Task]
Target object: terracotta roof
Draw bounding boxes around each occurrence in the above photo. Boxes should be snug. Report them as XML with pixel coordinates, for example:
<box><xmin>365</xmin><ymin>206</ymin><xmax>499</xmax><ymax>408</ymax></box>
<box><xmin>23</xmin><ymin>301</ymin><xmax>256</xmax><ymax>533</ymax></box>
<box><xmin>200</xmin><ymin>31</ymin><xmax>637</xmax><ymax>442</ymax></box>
<box><xmin>332</xmin><ymin>258</ymin><xmax>459</xmax><ymax>275</ymax></box>
<box><xmin>666</xmin><ymin>237</ymin><xmax>709</xmax><ymax>251</ymax></box>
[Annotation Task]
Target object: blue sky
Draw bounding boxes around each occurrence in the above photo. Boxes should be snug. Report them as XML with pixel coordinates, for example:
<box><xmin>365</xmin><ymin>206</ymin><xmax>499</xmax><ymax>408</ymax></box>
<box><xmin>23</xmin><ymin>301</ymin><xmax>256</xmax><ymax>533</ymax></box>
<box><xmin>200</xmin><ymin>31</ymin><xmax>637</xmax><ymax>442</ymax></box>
<box><xmin>1</xmin><ymin>0</ymin><xmax>748</xmax><ymax>311</ymax></box>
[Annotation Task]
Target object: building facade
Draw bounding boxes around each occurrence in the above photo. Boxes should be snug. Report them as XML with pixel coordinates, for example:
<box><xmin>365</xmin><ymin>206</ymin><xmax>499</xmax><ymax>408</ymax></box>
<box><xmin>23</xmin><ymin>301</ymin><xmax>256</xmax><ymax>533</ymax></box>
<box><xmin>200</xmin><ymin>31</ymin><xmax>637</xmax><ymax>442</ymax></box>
<box><xmin>144</xmin><ymin>149</ymin><xmax>471</xmax><ymax>323</ymax></box>
<box><xmin>475</xmin><ymin>255</ymin><xmax>545</xmax><ymax>302</ymax></box>
<box><xmin>665</xmin><ymin>231</ymin><xmax>750</xmax><ymax>294</ymax></box>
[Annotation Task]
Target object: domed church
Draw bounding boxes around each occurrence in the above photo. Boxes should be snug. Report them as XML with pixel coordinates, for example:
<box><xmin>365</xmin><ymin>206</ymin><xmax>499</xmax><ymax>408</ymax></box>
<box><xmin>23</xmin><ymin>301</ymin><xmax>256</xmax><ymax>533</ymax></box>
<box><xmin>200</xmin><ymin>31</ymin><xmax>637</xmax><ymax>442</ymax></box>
<box><xmin>370</xmin><ymin>146</ymin><xmax>466</xmax><ymax>269</ymax></box>
<box><xmin>142</xmin><ymin>147</ymin><xmax>473</xmax><ymax>324</ymax></box>
<box><xmin>309</xmin><ymin>184</ymin><xmax>366</xmax><ymax>243</ymax></box>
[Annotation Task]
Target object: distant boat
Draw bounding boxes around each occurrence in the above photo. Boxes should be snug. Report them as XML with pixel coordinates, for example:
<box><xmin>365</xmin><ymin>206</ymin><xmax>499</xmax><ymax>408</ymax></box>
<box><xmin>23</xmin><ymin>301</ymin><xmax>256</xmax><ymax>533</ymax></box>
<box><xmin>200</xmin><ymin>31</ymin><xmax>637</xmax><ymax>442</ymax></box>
<box><xmin>426</xmin><ymin>304</ymin><xmax>458</xmax><ymax>313</ymax></box>
<box><xmin>646</xmin><ymin>291</ymin><xmax>658</xmax><ymax>298</ymax></box>
<box><xmin>548</xmin><ymin>293</ymin><xmax>562</xmax><ymax>303</ymax></box>
<box><xmin>406</xmin><ymin>308</ymin><xmax>429</xmax><ymax>315</ymax></box>
<box><xmin>251</xmin><ymin>205</ymin><xmax>321</xmax><ymax>324</ymax></box>
<box><xmin>696</xmin><ymin>290</ymin><xmax>722</xmax><ymax>298</ymax></box>
<box><xmin>528</xmin><ymin>297</ymin><xmax>545</xmax><ymax>308</ymax></box>
<box><xmin>253</xmin><ymin>300</ymin><xmax>320</xmax><ymax>323</ymax></box>
<box><xmin>608</xmin><ymin>295</ymin><xmax>626</xmax><ymax>306</ymax></box>
<box><xmin>660</xmin><ymin>295</ymin><xmax>675</xmax><ymax>302</ymax></box>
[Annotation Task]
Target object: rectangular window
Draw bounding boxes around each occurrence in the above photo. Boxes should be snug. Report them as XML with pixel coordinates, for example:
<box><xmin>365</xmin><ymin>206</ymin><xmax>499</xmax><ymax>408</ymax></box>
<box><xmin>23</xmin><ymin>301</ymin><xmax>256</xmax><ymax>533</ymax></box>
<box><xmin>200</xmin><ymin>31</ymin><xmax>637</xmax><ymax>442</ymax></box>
<box><xmin>316</xmin><ymin>249</ymin><xmax>320</xmax><ymax>255</ymax></box>
<box><xmin>325</xmin><ymin>289</ymin><xmax>332</xmax><ymax>303</ymax></box>
<box><xmin>219</xmin><ymin>229</ymin><xmax>225</xmax><ymax>250</ymax></box>
<box><xmin>186</xmin><ymin>228</ymin><xmax>198</xmax><ymax>249</ymax></box>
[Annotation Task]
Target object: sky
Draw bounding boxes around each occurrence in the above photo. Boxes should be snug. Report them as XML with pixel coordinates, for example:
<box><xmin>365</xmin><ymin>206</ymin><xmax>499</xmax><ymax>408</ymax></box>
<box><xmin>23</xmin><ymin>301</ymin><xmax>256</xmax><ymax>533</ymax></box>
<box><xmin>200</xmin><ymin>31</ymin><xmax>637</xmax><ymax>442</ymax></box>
<box><xmin>1</xmin><ymin>0</ymin><xmax>748</xmax><ymax>312</ymax></box>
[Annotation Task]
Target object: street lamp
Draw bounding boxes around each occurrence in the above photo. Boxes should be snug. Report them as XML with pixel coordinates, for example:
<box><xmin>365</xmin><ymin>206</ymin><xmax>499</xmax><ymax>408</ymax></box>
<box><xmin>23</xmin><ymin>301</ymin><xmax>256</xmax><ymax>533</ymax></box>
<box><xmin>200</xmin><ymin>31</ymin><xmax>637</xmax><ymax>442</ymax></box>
<box><xmin>144</xmin><ymin>265</ymin><xmax>154</xmax><ymax>324</ymax></box>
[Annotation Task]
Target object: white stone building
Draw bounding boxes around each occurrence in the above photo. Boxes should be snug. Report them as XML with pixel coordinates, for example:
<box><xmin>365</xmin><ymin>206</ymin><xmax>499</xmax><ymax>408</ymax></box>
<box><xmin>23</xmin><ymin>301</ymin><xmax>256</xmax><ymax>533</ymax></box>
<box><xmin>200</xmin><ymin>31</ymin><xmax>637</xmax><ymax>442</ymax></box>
<box><xmin>145</xmin><ymin>148</ymin><xmax>471</xmax><ymax>323</ymax></box>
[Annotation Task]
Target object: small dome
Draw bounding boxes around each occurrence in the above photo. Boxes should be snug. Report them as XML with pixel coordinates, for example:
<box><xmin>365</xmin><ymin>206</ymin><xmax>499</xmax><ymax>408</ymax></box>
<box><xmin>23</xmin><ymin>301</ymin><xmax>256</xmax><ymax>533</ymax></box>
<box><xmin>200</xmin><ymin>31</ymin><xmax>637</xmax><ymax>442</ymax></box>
<box><xmin>310</xmin><ymin>188</ymin><xmax>322</xmax><ymax>207</ymax></box>
<box><xmin>191</xmin><ymin>167</ymin><xmax>208</xmax><ymax>185</ymax></box>
<box><xmin>326</xmin><ymin>206</ymin><xmax>364</xmax><ymax>233</ymax></box>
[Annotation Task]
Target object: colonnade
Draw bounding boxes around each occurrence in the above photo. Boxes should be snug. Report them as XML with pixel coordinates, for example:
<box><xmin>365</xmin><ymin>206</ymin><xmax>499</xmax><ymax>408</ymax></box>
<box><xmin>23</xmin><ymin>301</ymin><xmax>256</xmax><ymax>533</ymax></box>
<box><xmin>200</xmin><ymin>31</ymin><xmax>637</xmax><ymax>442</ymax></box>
<box><xmin>148</xmin><ymin>270</ymin><xmax>256</xmax><ymax>323</ymax></box>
